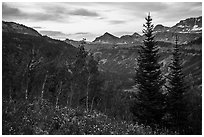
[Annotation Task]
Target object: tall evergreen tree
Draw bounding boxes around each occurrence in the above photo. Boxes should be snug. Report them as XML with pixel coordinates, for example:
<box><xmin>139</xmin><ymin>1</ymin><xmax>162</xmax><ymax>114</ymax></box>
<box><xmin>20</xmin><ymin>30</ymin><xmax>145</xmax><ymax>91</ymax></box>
<box><xmin>69</xmin><ymin>40</ymin><xmax>88</xmax><ymax>107</ymax></box>
<box><xmin>86</xmin><ymin>53</ymin><xmax>102</xmax><ymax>111</ymax></box>
<box><xmin>166</xmin><ymin>36</ymin><xmax>188</xmax><ymax>133</ymax></box>
<box><xmin>132</xmin><ymin>13</ymin><xmax>165</xmax><ymax>126</ymax></box>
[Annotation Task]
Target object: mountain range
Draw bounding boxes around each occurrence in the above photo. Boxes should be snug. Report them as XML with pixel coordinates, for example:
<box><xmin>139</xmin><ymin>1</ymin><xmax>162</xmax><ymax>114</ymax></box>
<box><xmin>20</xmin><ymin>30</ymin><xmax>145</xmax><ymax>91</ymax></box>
<box><xmin>2</xmin><ymin>15</ymin><xmax>202</xmax><ymax>91</ymax></box>
<box><xmin>3</xmin><ymin>16</ymin><xmax>202</xmax><ymax>46</ymax></box>
<box><xmin>93</xmin><ymin>32</ymin><xmax>141</xmax><ymax>44</ymax></box>
<box><xmin>92</xmin><ymin>16</ymin><xmax>202</xmax><ymax>44</ymax></box>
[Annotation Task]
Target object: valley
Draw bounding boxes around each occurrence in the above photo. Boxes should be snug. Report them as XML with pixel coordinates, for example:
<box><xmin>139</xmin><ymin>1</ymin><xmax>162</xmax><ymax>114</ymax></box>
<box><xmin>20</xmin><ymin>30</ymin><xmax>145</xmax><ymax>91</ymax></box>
<box><xmin>2</xmin><ymin>15</ymin><xmax>202</xmax><ymax>135</ymax></box>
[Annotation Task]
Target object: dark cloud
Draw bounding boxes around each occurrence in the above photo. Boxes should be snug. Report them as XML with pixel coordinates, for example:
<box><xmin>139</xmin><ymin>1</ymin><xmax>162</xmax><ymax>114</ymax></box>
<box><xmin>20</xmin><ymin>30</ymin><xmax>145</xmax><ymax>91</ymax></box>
<box><xmin>32</xmin><ymin>26</ymin><xmax>43</xmax><ymax>29</ymax></box>
<box><xmin>69</xmin><ymin>8</ymin><xmax>99</xmax><ymax>17</ymax></box>
<box><xmin>74</xmin><ymin>32</ymin><xmax>90</xmax><ymax>35</ymax></box>
<box><xmin>3</xmin><ymin>3</ymin><xmax>100</xmax><ymax>22</ymax></box>
<box><xmin>109</xmin><ymin>20</ymin><xmax>126</xmax><ymax>24</ymax></box>
<box><xmin>2</xmin><ymin>3</ymin><xmax>26</xmax><ymax>18</ymax></box>
<box><xmin>40</xmin><ymin>30</ymin><xmax>68</xmax><ymax>37</ymax></box>
<box><xmin>2</xmin><ymin>3</ymin><xmax>67</xmax><ymax>22</ymax></box>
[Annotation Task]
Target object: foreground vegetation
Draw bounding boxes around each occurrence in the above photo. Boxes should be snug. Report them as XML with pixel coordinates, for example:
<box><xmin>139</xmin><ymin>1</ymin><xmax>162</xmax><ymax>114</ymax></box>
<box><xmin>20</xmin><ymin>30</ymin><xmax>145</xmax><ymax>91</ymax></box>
<box><xmin>3</xmin><ymin>99</ymin><xmax>177</xmax><ymax>135</ymax></box>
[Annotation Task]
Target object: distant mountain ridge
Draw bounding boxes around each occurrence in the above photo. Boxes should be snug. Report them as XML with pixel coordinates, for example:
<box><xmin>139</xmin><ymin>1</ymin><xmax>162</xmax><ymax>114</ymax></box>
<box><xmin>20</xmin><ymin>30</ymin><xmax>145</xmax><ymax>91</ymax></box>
<box><xmin>3</xmin><ymin>16</ymin><xmax>201</xmax><ymax>45</ymax></box>
<box><xmin>93</xmin><ymin>32</ymin><xmax>120</xmax><ymax>44</ymax></box>
<box><xmin>153</xmin><ymin>16</ymin><xmax>202</xmax><ymax>44</ymax></box>
<box><xmin>92</xmin><ymin>16</ymin><xmax>202</xmax><ymax>44</ymax></box>
<box><xmin>93</xmin><ymin>32</ymin><xmax>141</xmax><ymax>44</ymax></box>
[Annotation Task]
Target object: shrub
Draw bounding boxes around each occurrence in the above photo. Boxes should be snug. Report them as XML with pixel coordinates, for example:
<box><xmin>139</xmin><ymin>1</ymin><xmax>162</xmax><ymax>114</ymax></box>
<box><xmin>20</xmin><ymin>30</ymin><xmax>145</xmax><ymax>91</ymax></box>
<box><xmin>2</xmin><ymin>99</ymin><xmax>177</xmax><ymax>135</ymax></box>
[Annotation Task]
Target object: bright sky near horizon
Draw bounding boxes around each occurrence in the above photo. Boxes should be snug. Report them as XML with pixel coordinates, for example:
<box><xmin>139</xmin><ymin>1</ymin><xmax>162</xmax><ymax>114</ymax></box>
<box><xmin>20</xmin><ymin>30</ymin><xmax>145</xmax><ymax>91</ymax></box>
<box><xmin>2</xmin><ymin>2</ymin><xmax>202</xmax><ymax>41</ymax></box>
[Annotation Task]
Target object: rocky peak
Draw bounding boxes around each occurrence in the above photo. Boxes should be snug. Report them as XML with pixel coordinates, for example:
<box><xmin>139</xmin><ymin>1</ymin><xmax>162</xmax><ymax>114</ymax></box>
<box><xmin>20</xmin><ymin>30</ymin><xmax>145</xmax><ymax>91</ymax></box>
<box><xmin>171</xmin><ymin>16</ymin><xmax>202</xmax><ymax>33</ymax></box>
<box><xmin>93</xmin><ymin>32</ymin><xmax>119</xmax><ymax>43</ymax></box>
<box><xmin>104</xmin><ymin>32</ymin><xmax>112</xmax><ymax>36</ymax></box>
<box><xmin>103</xmin><ymin>32</ymin><xmax>118</xmax><ymax>38</ymax></box>
<box><xmin>175</xmin><ymin>16</ymin><xmax>202</xmax><ymax>28</ymax></box>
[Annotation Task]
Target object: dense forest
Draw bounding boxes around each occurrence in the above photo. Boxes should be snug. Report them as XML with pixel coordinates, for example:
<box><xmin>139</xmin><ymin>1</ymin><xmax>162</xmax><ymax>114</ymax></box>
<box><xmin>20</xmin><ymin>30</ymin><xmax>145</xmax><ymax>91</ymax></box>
<box><xmin>2</xmin><ymin>15</ymin><xmax>202</xmax><ymax>135</ymax></box>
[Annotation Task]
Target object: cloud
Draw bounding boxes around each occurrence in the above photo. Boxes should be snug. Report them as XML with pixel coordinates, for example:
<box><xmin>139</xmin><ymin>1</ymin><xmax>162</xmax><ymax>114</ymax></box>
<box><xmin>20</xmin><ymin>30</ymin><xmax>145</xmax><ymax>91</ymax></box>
<box><xmin>2</xmin><ymin>3</ymin><xmax>26</xmax><ymax>18</ymax></box>
<box><xmin>32</xmin><ymin>26</ymin><xmax>43</xmax><ymax>29</ymax></box>
<box><xmin>3</xmin><ymin>3</ymin><xmax>100</xmax><ymax>22</ymax></box>
<box><xmin>40</xmin><ymin>30</ymin><xmax>68</xmax><ymax>37</ymax></box>
<box><xmin>67</xmin><ymin>32</ymin><xmax>93</xmax><ymax>37</ymax></box>
<box><xmin>33</xmin><ymin>14</ymin><xmax>62</xmax><ymax>21</ymax></box>
<box><xmin>114</xmin><ymin>31</ymin><xmax>134</xmax><ymax>36</ymax></box>
<box><xmin>129</xmin><ymin>2</ymin><xmax>168</xmax><ymax>12</ymax></box>
<box><xmin>65</xmin><ymin>32</ymin><xmax>97</xmax><ymax>41</ymax></box>
<box><xmin>2</xmin><ymin>3</ymin><xmax>67</xmax><ymax>22</ymax></box>
<box><xmin>100</xmin><ymin>2</ymin><xmax>167</xmax><ymax>12</ymax></box>
<box><xmin>109</xmin><ymin>20</ymin><xmax>126</xmax><ymax>24</ymax></box>
<box><xmin>74</xmin><ymin>32</ymin><xmax>90</xmax><ymax>35</ymax></box>
<box><xmin>69</xmin><ymin>8</ymin><xmax>99</xmax><ymax>17</ymax></box>
<box><xmin>100</xmin><ymin>2</ymin><xmax>201</xmax><ymax>26</ymax></box>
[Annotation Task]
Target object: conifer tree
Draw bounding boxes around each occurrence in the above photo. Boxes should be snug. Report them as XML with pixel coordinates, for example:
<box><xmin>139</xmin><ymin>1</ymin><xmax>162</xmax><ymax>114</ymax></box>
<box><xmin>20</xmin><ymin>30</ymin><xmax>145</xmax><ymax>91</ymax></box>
<box><xmin>69</xmin><ymin>40</ymin><xmax>88</xmax><ymax>106</ymax></box>
<box><xmin>166</xmin><ymin>35</ymin><xmax>188</xmax><ymax>133</ymax></box>
<box><xmin>86</xmin><ymin>53</ymin><xmax>101</xmax><ymax>111</ymax></box>
<box><xmin>132</xmin><ymin>13</ymin><xmax>165</xmax><ymax>125</ymax></box>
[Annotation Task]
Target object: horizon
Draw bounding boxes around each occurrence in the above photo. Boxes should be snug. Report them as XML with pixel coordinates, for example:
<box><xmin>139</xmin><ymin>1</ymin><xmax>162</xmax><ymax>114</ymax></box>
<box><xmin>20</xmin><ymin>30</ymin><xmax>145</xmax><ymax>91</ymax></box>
<box><xmin>2</xmin><ymin>2</ymin><xmax>202</xmax><ymax>41</ymax></box>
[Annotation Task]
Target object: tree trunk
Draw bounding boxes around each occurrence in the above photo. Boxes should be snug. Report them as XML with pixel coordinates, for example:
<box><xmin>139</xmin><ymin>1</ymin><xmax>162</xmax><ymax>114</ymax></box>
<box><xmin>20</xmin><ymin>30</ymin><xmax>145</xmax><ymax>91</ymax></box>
<box><xmin>25</xmin><ymin>59</ymin><xmax>31</xmax><ymax>100</ymax></box>
<box><xmin>90</xmin><ymin>96</ymin><xmax>95</xmax><ymax>112</ymax></box>
<box><xmin>56</xmin><ymin>81</ymin><xmax>62</xmax><ymax>109</ymax></box>
<box><xmin>86</xmin><ymin>72</ymin><xmax>91</xmax><ymax>112</ymax></box>
<box><xmin>9</xmin><ymin>84</ymin><xmax>12</xmax><ymax>103</ymax></box>
<box><xmin>25</xmin><ymin>77</ymin><xmax>29</xmax><ymax>100</ymax></box>
<box><xmin>68</xmin><ymin>82</ymin><xmax>74</xmax><ymax>107</ymax></box>
<box><xmin>41</xmin><ymin>74</ymin><xmax>48</xmax><ymax>101</ymax></box>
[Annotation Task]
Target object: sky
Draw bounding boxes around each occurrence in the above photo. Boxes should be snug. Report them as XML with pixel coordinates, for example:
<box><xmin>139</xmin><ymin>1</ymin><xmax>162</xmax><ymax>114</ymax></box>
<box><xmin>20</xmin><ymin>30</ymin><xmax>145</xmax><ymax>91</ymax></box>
<box><xmin>2</xmin><ymin>2</ymin><xmax>202</xmax><ymax>41</ymax></box>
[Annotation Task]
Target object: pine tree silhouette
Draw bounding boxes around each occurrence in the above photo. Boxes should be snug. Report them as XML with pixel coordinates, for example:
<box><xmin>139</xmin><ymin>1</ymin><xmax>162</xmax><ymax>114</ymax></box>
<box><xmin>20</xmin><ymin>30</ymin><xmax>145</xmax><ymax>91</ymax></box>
<box><xmin>132</xmin><ymin>13</ymin><xmax>165</xmax><ymax>126</ymax></box>
<box><xmin>166</xmin><ymin>35</ymin><xmax>188</xmax><ymax>133</ymax></box>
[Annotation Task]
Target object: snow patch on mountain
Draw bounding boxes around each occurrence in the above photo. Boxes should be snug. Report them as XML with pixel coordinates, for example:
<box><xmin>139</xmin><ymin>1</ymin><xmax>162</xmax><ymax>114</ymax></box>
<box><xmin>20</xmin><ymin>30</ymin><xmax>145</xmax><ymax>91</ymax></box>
<box><xmin>177</xmin><ymin>25</ymin><xmax>185</xmax><ymax>28</ymax></box>
<box><xmin>192</xmin><ymin>25</ymin><xmax>202</xmax><ymax>31</ymax></box>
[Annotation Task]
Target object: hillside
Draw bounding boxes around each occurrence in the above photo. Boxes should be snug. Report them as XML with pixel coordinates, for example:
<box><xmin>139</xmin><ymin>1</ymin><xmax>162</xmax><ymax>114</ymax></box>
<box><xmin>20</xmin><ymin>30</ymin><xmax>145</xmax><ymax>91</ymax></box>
<box><xmin>90</xmin><ymin>38</ymin><xmax>202</xmax><ymax>90</ymax></box>
<box><xmin>3</xmin><ymin>21</ymin><xmax>42</xmax><ymax>37</ymax></box>
<box><xmin>2</xmin><ymin>21</ymin><xmax>77</xmax><ymax>101</ymax></box>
